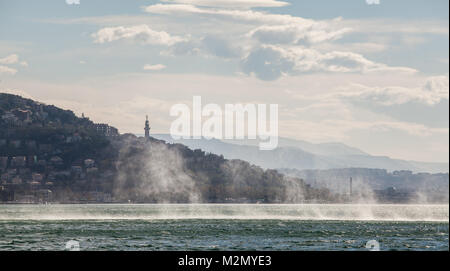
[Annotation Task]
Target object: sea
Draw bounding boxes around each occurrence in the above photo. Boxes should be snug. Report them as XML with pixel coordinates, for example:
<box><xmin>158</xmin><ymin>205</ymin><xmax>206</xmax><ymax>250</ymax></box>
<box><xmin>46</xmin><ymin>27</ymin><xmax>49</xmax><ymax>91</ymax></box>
<box><xmin>0</xmin><ymin>204</ymin><xmax>448</xmax><ymax>251</ymax></box>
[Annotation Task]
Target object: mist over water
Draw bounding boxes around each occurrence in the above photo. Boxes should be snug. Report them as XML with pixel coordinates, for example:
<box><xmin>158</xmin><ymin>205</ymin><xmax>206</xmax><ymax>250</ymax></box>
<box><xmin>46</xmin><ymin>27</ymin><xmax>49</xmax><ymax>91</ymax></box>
<box><xmin>113</xmin><ymin>139</ymin><xmax>202</xmax><ymax>203</ymax></box>
<box><xmin>0</xmin><ymin>204</ymin><xmax>447</xmax><ymax>222</ymax></box>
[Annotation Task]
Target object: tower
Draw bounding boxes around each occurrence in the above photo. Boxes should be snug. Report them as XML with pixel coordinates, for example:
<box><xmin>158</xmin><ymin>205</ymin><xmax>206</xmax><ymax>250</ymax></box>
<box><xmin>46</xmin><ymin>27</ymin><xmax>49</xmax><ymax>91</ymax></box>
<box><xmin>349</xmin><ymin>177</ymin><xmax>353</xmax><ymax>197</ymax></box>
<box><xmin>144</xmin><ymin>115</ymin><xmax>150</xmax><ymax>140</ymax></box>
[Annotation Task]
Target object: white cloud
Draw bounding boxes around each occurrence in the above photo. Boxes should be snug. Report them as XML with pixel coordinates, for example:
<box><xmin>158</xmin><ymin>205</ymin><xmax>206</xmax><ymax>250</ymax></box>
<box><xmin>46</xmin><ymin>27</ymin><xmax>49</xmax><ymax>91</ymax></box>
<box><xmin>143</xmin><ymin>64</ymin><xmax>166</xmax><ymax>71</ymax></box>
<box><xmin>337</xmin><ymin>19</ymin><xmax>449</xmax><ymax>35</ymax></box>
<box><xmin>144</xmin><ymin>4</ymin><xmax>318</xmax><ymax>26</ymax></box>
<box><xmin>248</xmin><ymin>23</ymin><xmax>352</xmax><ymax>45</ymax></box>
<box><xmin>422</xmin><ymin>75</ymin><xmax>449</xmax><ymax>102</ymax></box>
<box><xmin>162</xmin><ymin>35</ymin><xmax>242</xmax><ymax>59</ymax></box>
<box><xmin>0</xmin><ymin>54</ymin><xmax>27</xmax><ymax>73</ymax></box>
<box><xmin>288</xmin><ymin>75</ymin><xmax>449</xmax><ymax>107</ymax></box>
<box><xmin>142</xmin><ymin>4</ymin><xmax>422</xmax><ymax>80</ymax></box>
<box><xmin>161</xmin><ymin>0</ymin><xmax>289</xmax><ymax>8</ymax></box>
<box><xmin>315</xmin><ymin>42</ymin><xmax>388</xmax><ymax>54</ymax></box>
<box><xmin>0</xmin><ymin>65</ymin><xmax>17</xmax><ymax>75</ymax></box>
<box><xmin>92</xmin><ymin>25</ymin><xmax>186</xmax><ymax>46</ymax></box>
<box><xmin>144</xmin><ymin>3</ymin><xmax>447</xmax><ymax>38</ymax></box>
<box><xmin>340</xmin><ymin>75</ymin><xmax>449</xmax><ymax>106</ymax></box>
<box><xmin>241</xmin><ymin>45</ymin><xmax>417</xmax><ymax>80</ymax></box>
<box><xmin>0</xmin><ymin>54</ymin><xmax>19</xmax><ymax>65</ymax></box>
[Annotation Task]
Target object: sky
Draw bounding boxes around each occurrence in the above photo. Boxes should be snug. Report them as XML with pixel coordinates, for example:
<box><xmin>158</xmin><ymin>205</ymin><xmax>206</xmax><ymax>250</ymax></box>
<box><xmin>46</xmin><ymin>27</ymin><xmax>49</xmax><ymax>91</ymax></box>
<box><xmin>0</xmin><ymin>0</ymin><xmax>448</xmax><ymax>163</ymax></box>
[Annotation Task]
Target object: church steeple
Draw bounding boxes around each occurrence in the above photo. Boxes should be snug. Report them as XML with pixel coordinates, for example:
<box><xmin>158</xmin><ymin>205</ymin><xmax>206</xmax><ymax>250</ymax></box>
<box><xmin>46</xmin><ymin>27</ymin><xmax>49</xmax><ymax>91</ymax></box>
<box><xmin>144</xmin><ymin>115</ymin><xmax>150</xmax><ymax>140</ymax></box>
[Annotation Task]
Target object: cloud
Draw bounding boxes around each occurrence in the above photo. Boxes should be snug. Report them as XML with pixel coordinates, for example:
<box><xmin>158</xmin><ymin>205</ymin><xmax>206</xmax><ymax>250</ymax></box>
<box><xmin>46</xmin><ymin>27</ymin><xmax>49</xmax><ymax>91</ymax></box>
<box><xmin>161</xmin><ymin>0</ymin><xmax>289</xmax><ymax>8</ymax></box>
<box><xmin>285</xmin><ymin>75</ymin><xmax>449</xmax><ymax>129</ymax></box>
<box><xmin>0</xmin><ymin>65</ymin><xmax>17</xmax><ymax>75</ymax></box>
<box><xmin>422</xmin><ymin>76</ymin><xmax>449</xmax><ymax>103</ymax></box>
<box><xmin>0</xmin><ymin>54</ymin><xmax>19</xmax><ymax>65</ymax></box>
<box><xmin>92</xmin><ymin>25</ymin><xmax>186</xmax><ymax>46</ymax></box>
<box><xmin>161</xmin><ymin>34</ymin><xmax>243</xmax><ymax>59</ymax></box>
<box><xmin>144</xmin><ymin>4</ymin><xmax>318</xmax><ymax>26</ymax></box>
<box><xmin>0</xmin><ymin>54</ymin><xmax>27</xmax><ymax>75</ymax></box>
<box><xmin>338</xmin><ymin>19</ymin><xmax>449</xmax><ymax>35</ymax></box>
<box><xmin>143</xmin><ymin>64</ymin><xmax>166</xmax><ymax>71</ymax></box>
<box><xmin>0</xmin><ymin>54</ymin><xmax>27</xmax><ymax>73</ymax></box>
<box><xmin>142</xmin><ymin>4</ymin><xmax>421</xmax><ymax>80</ymax></box>
<box><xmin>248</xmin><ymin>23</ymin><xmax>351</xmax><ymax>45</ymax></box>
<box><xmin>315</xmin><ymin>42</ymin><xmax>388</xmax><ymax>54</ymax></box>
<box><xmin>241</xmin><ymin>46</ymin><xmax>294</xmax><ymax>80</ymax></box>
<box><xmin>340</xmin><ymin>75</ymin><xmax>449</xmax><ymax>106</ymax></box>
<box><xmin>201</xmin><ymin>35</ymin><xmax>242</xmax><ymax>58</ymax></box>
<box><xmin>241</xmin><ymin>45</ymin><xmax>417</xmax><ymax>80</ymax></box>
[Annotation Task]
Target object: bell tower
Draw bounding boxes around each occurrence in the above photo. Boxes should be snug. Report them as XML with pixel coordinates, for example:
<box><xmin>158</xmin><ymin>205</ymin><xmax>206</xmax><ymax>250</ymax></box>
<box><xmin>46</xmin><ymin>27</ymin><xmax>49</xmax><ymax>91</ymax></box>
<box><xmin>144</xmin><ymin>115</ymin><xmax>150</xmax><ymax>140</ymax></box>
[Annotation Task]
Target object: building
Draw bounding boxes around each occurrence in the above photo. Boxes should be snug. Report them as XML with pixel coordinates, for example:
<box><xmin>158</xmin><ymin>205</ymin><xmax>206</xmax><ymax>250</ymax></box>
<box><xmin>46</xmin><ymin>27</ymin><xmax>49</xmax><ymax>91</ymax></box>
<box><xmin>39</xmin><ymin>144</ymin><xmax>52</xmax><ymax>153</ymax></box>
<box><xmin>374</xmin><ymin>186</ymin><xmax>413</xmax><ymax>203</ymax></box>
<box><xmin>11</xmin><ymin>156</ymin><xmax>26</xmax><ymax>167</ymax></box>
<box><xmin>1</xmin><ymin>112</ymin><xmax>18</xmax><ymax>125</ymax></box>
<box><xmin>36</xmin><ymin>189</ymin><xmax>52</xmax><ymax>203</ymax></box>
<box><xmin>50</xmin><ymin>156</ymin><xmax>64</xmax><ymax>166</ymax></box>
<box><xmin>71</xmin><ymin>166</ymin><xmax>83</xmax><ymax>175</ymax></box>
<box><xmin>32</xmin><ymin>173</ymin><xmax>44</xmax><ymax>182</ymax></box>
<box><xmin>25</xmin><ymin>140</ymin><xmax>37</xmax><ymax>149</ymax></box>
<box><xmin>84</xmin><ymin>159</ymin><xmax>95</xmax><ymax>168</ymax></box>
<box><xmin>93</xmin><ymin>123</ymin><xmax>119</xmax><ymax>137</ymax></box>
<box><xmin>27</xmin><ymin>155</ymin><xmax>37</xmax><ymax>166</ymax></box>
<box><xmin>10</xmin><ymin>140</ymin><xmax>21</xmax><ymax>148</ymax></box>
<box><xmin>0</xmin><ymin>157</ymin><xmax>8</xmax><ymax>170</ymax></box>
<box><xmin>0</xmin><ymin>188</ymin><xmax>14</xmax><ymax>202</ymax></box>
<box><xmin>11</xmin><ymin>176</ymin><xmax>22</xmax><ymax>185</ymax></box>
<box><xmin>11</xmin><ymin>108</ymin><xmax>32</xmax><ymax>122</ymax></box>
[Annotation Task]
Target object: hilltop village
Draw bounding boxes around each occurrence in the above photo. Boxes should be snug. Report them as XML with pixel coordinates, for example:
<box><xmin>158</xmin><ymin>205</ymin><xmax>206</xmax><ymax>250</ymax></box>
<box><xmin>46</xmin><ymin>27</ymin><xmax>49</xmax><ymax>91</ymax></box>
<box><xmin>0</xmin><ymin>94</ymin><xmax>119</xmax><ymax>202</ymax></box>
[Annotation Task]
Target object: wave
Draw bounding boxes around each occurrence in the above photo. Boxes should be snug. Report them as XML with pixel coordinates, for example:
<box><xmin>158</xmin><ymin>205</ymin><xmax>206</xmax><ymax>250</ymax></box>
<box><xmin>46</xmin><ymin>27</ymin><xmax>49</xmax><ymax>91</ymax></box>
<box><xmin>0</xmin><ymin>204</ymin><xmax>448</xmax><ymax>222</ymax></box>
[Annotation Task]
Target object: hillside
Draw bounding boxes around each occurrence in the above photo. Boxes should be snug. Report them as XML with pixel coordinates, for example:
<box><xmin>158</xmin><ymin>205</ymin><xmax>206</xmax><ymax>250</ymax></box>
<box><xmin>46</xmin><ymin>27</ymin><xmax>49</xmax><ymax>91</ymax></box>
<box><xmin>0</xmin><ymin>93</ymin><xmax>335</xmax><ymax>203</ymax></box>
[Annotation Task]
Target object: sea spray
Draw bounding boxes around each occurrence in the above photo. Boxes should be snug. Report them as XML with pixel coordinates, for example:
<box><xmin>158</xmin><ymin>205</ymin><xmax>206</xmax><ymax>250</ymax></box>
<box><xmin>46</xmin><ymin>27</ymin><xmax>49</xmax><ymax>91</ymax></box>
<box><xmin>0</xmin><ymin>204</ymin><xmax>447</xmax><ymax>221</ymax></box>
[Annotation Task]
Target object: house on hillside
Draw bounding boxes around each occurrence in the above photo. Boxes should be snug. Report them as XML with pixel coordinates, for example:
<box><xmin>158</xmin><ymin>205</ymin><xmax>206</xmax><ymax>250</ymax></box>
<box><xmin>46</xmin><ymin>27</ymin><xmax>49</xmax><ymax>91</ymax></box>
<box><xmin>11</xmin><ymin>156</ymin><xmax>26</xmax><ymax>168</ymax></box>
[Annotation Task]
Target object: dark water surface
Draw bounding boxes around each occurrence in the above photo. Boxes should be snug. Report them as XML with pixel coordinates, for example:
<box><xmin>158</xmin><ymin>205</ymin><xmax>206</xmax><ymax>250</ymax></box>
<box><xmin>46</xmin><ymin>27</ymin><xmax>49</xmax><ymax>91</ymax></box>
<box><xmin>0</xmin><ymin>204</ymin><xmax>448</xmax><ymax>251</ymax></box>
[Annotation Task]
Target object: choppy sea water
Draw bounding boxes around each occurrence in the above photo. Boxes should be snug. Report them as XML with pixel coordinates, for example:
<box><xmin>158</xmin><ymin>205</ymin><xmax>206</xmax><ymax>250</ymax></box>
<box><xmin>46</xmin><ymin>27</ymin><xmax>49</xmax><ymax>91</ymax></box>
<box><xmin>0</xmin><ymin>204</ymin><xmax>448</xmax><ymax>251</ymax></box>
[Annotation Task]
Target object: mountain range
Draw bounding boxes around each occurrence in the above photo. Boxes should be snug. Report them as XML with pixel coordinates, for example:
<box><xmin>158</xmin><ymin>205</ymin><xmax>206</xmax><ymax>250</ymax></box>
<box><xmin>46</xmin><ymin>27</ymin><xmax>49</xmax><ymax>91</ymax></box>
<box><xmin>151</xmin><ymin>134</ymin><xmax>449</xmax><ymax>174</ymax></box>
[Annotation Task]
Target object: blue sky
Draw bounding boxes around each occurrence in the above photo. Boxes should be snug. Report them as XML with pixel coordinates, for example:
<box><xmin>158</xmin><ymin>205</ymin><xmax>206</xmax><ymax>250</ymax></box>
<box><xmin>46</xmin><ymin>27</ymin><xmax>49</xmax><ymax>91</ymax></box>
<box><xmin>0</xmin><ymin>0</ymin><xmax>448</xmax><ymax>163</ymax></box>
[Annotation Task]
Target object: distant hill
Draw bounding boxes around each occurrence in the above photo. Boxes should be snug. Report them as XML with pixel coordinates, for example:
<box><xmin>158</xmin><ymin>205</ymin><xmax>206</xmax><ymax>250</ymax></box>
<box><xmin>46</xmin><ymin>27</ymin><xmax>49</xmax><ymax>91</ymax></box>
<box><xmin>279</xmin><ymin>167</ymin><xmax>449</xmax><ymax>203</ymax></box>
<box><xmin>223</xmin><ymin>137</ymin><xmax>368</xmax><ymax>156</ymax></box>
<box><xmin>151</xmin><ymin>134</ymin><xmax>449</xmax><ymax>173</ymax></box>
